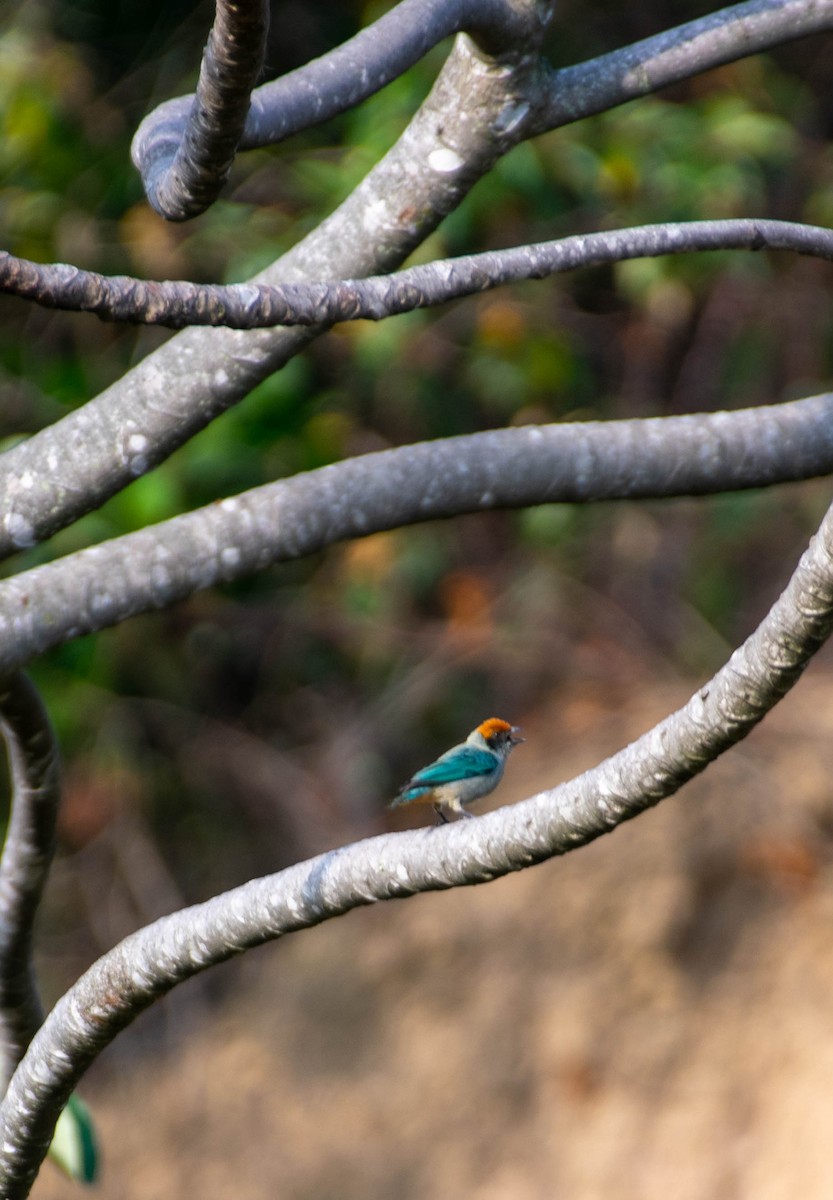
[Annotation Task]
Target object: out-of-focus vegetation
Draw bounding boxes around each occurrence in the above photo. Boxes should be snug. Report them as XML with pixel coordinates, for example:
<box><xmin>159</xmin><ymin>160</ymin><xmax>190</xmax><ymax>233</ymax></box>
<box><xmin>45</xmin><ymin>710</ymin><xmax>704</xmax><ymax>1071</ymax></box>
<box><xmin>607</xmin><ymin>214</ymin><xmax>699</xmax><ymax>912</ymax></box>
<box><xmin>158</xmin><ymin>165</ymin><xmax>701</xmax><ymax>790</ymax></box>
<box><xmin>2</xmin><ymin>0</ymin><xmax>833</xmax><ymax>970</ymax></box>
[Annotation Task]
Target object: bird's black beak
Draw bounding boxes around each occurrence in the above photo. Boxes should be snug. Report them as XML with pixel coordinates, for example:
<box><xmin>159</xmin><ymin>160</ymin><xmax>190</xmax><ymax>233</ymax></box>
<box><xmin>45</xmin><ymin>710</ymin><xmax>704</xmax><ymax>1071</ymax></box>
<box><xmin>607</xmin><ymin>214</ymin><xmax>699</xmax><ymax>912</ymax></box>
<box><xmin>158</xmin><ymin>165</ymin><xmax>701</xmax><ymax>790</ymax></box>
<box><xmin>510</xmin><ymin>726</ymin><xmax>525</xmax><ymax>745</ymax></box>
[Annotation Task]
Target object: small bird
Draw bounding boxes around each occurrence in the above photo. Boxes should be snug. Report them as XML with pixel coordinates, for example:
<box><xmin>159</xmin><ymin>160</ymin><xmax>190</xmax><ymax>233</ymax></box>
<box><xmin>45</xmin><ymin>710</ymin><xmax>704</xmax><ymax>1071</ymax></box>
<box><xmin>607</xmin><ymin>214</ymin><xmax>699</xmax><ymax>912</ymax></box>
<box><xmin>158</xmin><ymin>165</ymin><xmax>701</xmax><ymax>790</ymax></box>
<box><xmin>390</xmin><ymin>718</ymin><xmax>524</xmax><ymax>822</ymax></box>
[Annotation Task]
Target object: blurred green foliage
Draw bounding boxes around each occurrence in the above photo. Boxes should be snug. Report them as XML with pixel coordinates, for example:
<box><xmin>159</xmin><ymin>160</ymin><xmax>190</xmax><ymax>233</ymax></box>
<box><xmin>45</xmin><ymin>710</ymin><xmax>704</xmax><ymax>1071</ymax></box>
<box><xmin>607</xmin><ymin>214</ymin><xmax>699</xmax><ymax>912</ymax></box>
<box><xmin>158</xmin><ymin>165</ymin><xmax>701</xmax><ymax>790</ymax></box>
<box><xmin>1</xmin><ymin>0</ymin><xmax>832</xmax><ymax>933</ymax></box>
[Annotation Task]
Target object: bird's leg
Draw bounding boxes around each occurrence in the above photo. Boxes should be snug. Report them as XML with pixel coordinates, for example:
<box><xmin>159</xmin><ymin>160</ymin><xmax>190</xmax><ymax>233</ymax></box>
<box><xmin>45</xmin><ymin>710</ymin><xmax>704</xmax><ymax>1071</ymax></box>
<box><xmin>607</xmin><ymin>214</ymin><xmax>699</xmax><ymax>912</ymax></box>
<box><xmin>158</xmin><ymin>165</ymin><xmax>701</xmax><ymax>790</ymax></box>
<box><xmin>433</xmin><ymin>804</ymin><xmax>450</xmax><ymax>825</ymax></box>
<box><xmin>445</xmin><ymin>798</ymin><xmax>475</xmax><ymax>821</ymax></box>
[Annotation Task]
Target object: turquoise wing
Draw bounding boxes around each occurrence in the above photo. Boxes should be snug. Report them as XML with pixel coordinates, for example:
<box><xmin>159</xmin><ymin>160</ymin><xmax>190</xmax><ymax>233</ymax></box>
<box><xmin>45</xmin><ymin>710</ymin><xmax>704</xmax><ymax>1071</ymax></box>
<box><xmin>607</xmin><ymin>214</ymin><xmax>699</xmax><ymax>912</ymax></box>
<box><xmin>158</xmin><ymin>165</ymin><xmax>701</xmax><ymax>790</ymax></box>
<box><xmin>409</xmin><ymin>746</ymin><xmax>497</xmax><ymax>787</ymax></box>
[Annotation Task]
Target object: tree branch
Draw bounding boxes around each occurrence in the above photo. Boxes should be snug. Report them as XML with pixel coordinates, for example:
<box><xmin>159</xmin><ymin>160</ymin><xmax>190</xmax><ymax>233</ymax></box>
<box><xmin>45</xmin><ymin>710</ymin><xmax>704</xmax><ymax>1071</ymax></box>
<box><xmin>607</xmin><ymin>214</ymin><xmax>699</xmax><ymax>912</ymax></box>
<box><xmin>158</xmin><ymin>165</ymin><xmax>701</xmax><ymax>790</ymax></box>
<box><xmin>0</xmin><ymin>677</ymin><xmax>60</xmax><ymax>1091</ymax></box>
<box><xmin>0</xmin><ymin>395</ymin><xmax>831</xmax><ymax>673</ymax></box>
<box><xmin>131</xmin><ymin>0</ymin><xmax>270</xmax><ymax>220</ymax></box>
<box><xmin>2</xmin><ymin>477</ymin><xmax>833</xmax><ymax>1196</ymax></box>
<box><xmin>532</xmin><ymin>0</ymin><xmax>833</xmax><ymax>134</ymax></box>
<box><xmin>1</xmin><ymin>219</ymin><xmax>831</xmax><ymax>328</ymax></box>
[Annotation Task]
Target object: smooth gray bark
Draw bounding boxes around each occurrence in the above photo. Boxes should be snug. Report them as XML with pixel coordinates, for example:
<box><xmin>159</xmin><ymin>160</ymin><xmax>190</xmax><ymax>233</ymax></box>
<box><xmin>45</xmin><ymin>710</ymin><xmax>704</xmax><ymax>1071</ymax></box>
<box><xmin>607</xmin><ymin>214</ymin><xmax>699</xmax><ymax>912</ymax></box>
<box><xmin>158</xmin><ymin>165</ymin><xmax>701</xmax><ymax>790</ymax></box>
<box><xmin>0</xmin><ymin>396</ymin><xmax>831</xmax><ymax>673</ymax></box>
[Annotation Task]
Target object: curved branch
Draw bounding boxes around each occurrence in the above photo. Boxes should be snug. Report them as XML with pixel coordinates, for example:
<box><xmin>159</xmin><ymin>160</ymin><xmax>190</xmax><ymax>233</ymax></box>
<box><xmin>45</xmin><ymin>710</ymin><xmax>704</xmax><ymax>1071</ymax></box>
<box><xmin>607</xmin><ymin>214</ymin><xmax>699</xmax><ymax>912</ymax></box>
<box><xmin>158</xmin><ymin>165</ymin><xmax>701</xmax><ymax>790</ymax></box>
<box><xmin>0</xmin><ymin>676</ymin><xmax>60</xmax><ymax>1090</ymax></box>
<box><xmin>532</xmin><ymin>0</ymin><xmax>833</xmax><ymax>134</ymax></box>
<box><xmin>3</xmin><ymin>481</ymin><xmax>833</xmax><ymax>1196</ymax></box>
<box><xmin>0</xmin><ymin>395</ymin><xmax>831</xmax><ymax>673</ymax></box>
<box><xmin>1</xmin><ymin>219</ymin><xmax>832</xmax><ymax>328</ymax></box>
<box><xmin>131</xmin><ymin>0</ymin><xmax>270</xmax><ymax>220</ymax></box>
<box><xmin>132</xmin><ymin>0</ymin><xmax>544</xmax><ymax>218</ymax></box>
<box><xmin>0</xmin><ymin>29</ymin><xmax>550</xmax><ymax>560</ymax></box>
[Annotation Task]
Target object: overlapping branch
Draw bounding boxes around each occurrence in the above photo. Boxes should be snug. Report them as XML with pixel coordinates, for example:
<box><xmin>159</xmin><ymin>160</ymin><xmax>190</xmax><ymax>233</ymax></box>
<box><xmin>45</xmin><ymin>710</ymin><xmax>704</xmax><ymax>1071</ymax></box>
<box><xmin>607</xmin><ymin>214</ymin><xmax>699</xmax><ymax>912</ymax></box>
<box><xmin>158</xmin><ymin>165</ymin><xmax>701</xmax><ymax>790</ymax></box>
<box><xmin>1</xmin><ymin>216</ymin><xmax>832</xmax><ymax>562</ymax></box>
<box><xmin>0</xmin><ymin>26</ymin><xmax>551</xmax><ymax>561</ymax></box>
<box><xmin>2</xmin><ymin>477</ymin><xmax>833</xmax><ymax>1197</ymax></box>
<box><xmin>3</xmin><ymin>1</ymin><xmax>828</xmax><ymax>563</ymax></box>
<box><xmin>132</xmin><ymin>0</ymin><xmax>540</xmax><ymax>219</ymax></box>
<box><xmin>131</xmin><ymin>0</ymin><xmax>833</xmax><ymax>220</ymax></box>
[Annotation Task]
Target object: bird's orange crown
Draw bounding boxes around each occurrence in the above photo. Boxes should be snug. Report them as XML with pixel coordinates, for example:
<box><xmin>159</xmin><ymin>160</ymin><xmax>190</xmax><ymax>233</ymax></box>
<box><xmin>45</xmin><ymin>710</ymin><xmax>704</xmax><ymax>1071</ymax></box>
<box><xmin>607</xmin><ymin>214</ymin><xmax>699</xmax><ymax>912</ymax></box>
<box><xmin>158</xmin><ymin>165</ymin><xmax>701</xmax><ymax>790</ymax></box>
<box><xmin>476</xmin><ymin>718</ymin><xmax>513</xmax><ymax>739</ymax></box>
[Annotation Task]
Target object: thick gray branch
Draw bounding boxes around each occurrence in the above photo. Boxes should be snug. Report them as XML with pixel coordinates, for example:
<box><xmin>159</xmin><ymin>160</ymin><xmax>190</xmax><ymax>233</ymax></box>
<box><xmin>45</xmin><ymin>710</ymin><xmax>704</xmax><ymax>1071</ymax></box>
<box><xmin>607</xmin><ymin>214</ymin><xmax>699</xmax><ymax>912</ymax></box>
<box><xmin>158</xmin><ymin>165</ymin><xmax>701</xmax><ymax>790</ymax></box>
<box><xmin>533</xmin><ymin>0</ymin><xmax>833</xmax><ymax>134</ymax></box>
<box><xmin>0</xmin><ymin>395</ymin><xmax>831</xmax><ymax>673</ymax></box>
<box><xmin>0</xmin><ymin>677</ymin><xmax>60</xmax><ymax>1091</ymax></box>
<box><xmin>2</xmin><ymin>480</ymin><xmax>833</xmax><ymax>1196</ymax></box>
<box><xmin>131</xmin><ymin>0</ymin><xmax>270</xmax><ymax>220</ymax></box>
<box><xmin>2</xmin><ymin>220</ymin><xmax>832</xmax><ymax>328</ymax></box>
<box><xmin>0</xmin><ymin>27</ymin><xmax>552</xmax><ymax>560</ymax></box>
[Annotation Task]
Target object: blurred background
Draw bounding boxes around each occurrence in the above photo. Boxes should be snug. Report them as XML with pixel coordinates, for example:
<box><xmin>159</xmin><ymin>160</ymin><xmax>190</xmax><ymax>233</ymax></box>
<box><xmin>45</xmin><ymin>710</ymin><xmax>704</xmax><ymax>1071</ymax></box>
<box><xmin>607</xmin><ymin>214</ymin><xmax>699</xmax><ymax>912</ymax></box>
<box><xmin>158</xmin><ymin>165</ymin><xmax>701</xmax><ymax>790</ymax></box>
<box><xmin>3</xmin><ymin>0</ymin><xmax>833</xmax><ymax>1195</ymax></box>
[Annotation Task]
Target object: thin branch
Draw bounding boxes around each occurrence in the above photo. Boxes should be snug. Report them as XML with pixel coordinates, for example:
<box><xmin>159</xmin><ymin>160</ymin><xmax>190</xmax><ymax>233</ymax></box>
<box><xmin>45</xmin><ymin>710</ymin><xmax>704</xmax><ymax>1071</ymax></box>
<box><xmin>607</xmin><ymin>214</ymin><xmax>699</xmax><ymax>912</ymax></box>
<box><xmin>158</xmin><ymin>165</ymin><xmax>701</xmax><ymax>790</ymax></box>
<box><xmin>0</xmin><ymin>395</ymin><xmax>831</xmax><ymax>674</ymax></box>
<box><xmin>531</xmin><ymin>0</ymin><xmax>833</xmax><ymax>134</ymax></box>
<box><xmin>132</xmin><ymin>0</ymin><xmax>545</xmax><ymax>217</ymax></box>
<box><xmin>1</xmin><ymin>219</ymin><xmax>832</xmax><ymax>328</ymax></box>
<box><xmin>132</xmin><ymin>0</ymin><xmax>270</xmax><ymax>220</ymax></box>
<box><xmin>0</xmin><ymin>677</ymin><xmax>60</xmax><ymax>1091</ymax></box>
<box><xmin>3</xmin><ymin>481</ymin><xmax>833</xmax><ymax>1196</ymax></box>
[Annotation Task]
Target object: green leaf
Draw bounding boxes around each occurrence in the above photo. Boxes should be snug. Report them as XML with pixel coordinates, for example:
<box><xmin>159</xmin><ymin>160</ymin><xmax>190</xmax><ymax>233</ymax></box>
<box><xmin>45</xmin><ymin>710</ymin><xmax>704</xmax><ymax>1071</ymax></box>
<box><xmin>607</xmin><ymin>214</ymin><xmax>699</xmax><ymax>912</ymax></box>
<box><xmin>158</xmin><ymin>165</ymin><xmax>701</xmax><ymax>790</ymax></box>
<box><xmin>48</xmin><ymin>1093</ymin><xmax>98</xmax><ymax>1185</ymax></box>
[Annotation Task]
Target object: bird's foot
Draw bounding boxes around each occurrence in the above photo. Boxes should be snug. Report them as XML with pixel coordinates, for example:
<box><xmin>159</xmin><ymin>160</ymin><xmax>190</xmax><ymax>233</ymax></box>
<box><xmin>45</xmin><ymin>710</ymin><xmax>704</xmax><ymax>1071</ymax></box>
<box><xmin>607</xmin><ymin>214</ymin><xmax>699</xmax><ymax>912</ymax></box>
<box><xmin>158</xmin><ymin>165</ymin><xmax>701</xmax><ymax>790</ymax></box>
<box><xmin>434</xmin><ymin>807</ymin><xmax>475</xmax><ymax>824</ymax></box>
